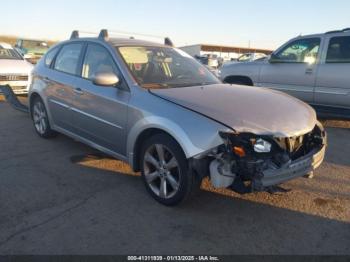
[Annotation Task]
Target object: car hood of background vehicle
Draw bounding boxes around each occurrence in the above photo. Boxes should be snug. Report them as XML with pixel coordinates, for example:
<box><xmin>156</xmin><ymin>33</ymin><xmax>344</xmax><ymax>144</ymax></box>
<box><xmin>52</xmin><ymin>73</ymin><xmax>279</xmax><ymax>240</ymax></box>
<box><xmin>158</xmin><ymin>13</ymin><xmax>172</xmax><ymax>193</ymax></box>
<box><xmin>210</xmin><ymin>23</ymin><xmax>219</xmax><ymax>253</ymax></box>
<box><xmin>0</xmin><ymin>59</ymin><xmax>33</xmax><ymax>75</ymax></box>
<box><xmin>150</xmin><ymin>84</ymin><xmax>317</xmax><ymax>137</ymax></box>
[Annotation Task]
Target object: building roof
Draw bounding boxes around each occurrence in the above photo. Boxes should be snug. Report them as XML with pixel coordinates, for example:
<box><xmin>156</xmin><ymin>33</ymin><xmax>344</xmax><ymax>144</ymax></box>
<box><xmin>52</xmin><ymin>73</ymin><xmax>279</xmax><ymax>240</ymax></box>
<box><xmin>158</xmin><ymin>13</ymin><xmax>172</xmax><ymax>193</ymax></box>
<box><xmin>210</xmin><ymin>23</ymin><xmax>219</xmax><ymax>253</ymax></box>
<box><xmin>181</xmin><ymin>44</ymin><xmax>273</xmax><ymax>54</ymax></box>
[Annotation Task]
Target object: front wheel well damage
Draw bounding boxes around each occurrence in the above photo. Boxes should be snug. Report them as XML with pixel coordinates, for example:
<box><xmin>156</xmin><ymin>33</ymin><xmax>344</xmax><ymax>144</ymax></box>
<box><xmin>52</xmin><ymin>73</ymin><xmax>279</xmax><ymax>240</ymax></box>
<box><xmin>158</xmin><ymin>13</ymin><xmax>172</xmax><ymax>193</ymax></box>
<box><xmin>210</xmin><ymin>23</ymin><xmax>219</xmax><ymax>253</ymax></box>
<box><xmin>200</xmin><ymin>126</ymin><xmax>326</xmax><ymax>193</ymax></box>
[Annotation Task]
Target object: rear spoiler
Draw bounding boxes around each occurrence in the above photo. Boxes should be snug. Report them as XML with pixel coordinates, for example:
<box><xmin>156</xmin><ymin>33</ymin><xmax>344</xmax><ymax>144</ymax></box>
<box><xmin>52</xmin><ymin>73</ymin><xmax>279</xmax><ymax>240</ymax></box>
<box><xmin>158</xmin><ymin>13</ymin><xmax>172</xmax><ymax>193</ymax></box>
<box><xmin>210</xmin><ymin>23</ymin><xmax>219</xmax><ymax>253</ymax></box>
<box><xmin>0</xmin><ymin>85</ymin><xmax>29</xmax><ymax>113</ymax></box>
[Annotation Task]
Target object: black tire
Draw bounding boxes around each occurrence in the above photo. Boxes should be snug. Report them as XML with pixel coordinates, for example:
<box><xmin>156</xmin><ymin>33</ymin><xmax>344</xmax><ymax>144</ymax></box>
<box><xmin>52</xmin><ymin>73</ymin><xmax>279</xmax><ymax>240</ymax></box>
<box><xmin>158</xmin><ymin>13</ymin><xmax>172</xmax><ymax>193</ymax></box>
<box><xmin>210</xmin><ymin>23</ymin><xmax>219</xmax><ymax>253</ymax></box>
<box><xmin>31</xmin><ymin>96</ymin><xmax>57</xmax><ymax>138</ymax></box>
<box><xmin>140</xmin><ymin>133</ymin><xmax>196</xmax><ymax>206</ymax></box>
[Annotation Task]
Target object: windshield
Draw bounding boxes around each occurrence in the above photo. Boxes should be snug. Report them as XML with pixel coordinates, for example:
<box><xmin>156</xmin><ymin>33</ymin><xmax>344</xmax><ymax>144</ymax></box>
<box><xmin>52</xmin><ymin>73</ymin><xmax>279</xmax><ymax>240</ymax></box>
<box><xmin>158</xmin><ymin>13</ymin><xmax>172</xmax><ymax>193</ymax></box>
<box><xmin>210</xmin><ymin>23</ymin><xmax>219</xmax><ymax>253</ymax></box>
<box><xmin>0</xmin><ymin>46</ymin><xmax>22</xmax><ymax>60</ymax></box>
<box><xmin>238</xmin><ymin>53</ymin><xmax>253</xmax><ymax>62</ymax></box>
<box><xmin>22</xmin><ymin>40</ymin><xmax>49</xmax><ymax>50</ymax></box>
<box><xmin>118</xmin><ymin>46</ymin><xmax>220</xmax><ymax>89</ymax></box>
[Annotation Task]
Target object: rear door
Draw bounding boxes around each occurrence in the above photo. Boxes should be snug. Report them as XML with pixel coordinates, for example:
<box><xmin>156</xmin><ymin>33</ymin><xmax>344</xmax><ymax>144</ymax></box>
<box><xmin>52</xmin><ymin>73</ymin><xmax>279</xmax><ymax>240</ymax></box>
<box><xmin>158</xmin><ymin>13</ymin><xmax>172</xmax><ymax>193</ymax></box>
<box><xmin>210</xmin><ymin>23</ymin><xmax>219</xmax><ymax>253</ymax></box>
<box><xmin>72</xmin><ymin>43</ymin><xmax>130</xmax><ymax>156</ymax></box>
<box><xmin>46</xmin><ymin>42</ymin><xmax>84</xmax><ymax>131</ymax></box>
<box><xmin>314</xmin><ymin>35</ymin><xmax>350</xmax><ymax>110</ymax></box>
<box><xmin>258</xmin><ymin>37</ymin><xmax>321</xmax><ymax>103</ymax></box>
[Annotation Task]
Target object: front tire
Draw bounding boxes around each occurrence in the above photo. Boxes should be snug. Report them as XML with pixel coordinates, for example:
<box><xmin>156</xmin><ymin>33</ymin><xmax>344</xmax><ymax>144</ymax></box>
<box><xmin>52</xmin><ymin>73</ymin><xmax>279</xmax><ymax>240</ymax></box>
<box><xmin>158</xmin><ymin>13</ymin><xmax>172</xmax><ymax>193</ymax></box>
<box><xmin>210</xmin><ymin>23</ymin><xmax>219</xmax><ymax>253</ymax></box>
<box><xmin>31</xmin><ymin>97</ymin><xmax>57</xmax><ymax>138</ymax></box>
<box><xmin>140</xmin><ymin>134</ymin><xmax>195</xmax><ymax>206</ymax></box>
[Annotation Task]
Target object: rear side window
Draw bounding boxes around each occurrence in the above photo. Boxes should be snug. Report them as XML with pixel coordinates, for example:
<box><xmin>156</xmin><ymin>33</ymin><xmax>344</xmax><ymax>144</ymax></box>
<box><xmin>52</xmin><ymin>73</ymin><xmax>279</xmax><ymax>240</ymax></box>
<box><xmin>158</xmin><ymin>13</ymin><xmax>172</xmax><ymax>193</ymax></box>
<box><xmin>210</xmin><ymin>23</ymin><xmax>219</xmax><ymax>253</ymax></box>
<box><xmin>82</xmin><ymin>44</ymin><xmax>118</xmax><ymax>80</ymax></box>
<box><xmin>45</xmin><ymin>46</ymin><xmax>60</xmax><ymax>67</ymax></box>
<box><xmin>54</xmin><ymin>43</ymin><xmax>83</xmax><ymax>75</ymax></box>
<box><xmin>326</xmin><ymin>36</ymin><xmax>350</xmax><ymax>63</ymax></box>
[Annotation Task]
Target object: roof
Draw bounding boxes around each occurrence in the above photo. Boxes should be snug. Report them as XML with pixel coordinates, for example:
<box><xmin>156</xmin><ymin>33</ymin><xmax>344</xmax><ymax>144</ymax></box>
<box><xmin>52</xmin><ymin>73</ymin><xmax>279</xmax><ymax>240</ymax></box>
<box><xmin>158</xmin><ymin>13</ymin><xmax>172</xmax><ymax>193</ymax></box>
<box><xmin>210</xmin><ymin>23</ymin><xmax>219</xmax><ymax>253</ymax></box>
<box><xmin>107</xmin><ymin>37</ymin><xmax>167</xmax><ymax>47</ymax></box>
<box><xmin>67</xmin><ymin>30</ymin><xmax>172</xmax><ymax>48</ymax></box>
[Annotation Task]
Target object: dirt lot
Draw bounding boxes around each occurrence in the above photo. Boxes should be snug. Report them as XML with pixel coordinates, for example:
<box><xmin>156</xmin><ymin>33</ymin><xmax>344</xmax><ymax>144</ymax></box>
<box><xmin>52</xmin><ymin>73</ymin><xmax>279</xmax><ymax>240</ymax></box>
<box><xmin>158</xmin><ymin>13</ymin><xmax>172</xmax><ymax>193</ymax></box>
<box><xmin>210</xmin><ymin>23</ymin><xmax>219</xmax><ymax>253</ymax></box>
<box><xmin>0</xmin><ymin>95</ymin><xmax>349</xmax><ymax>255</ymax></box>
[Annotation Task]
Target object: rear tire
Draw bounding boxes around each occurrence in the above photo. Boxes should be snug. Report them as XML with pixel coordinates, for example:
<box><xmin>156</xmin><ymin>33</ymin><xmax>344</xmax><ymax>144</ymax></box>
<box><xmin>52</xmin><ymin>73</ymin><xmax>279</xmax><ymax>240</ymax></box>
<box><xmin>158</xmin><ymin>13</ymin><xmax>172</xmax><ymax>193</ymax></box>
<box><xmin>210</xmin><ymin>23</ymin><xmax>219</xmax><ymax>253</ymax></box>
<box><xmin>31</xmin><ymin>97</ymin><xmax>57</xmax><ymax>138</ymax></box>
<box><xmin>140</xmin><ymin>134</ymin><xmax>196</xmax><ymax>206</ymax></box>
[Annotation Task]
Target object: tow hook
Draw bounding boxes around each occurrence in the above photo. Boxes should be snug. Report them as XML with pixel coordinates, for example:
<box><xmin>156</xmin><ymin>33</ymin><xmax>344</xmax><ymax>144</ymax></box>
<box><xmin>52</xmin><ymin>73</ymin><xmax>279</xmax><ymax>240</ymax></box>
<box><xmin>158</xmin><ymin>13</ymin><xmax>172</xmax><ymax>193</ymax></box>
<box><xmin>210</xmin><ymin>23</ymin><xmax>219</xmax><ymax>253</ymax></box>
<box><xmin>0</xmin><ymin>85</ymin><xmax>29</xmax><ymax>113</ymax></box>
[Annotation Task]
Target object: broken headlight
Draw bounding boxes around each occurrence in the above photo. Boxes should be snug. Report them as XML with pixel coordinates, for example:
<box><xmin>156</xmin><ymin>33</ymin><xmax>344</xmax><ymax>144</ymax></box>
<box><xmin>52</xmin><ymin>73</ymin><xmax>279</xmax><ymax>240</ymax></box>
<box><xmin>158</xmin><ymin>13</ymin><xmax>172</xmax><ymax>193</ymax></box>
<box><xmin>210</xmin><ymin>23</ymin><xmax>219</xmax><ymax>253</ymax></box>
<box><xmin>253</xmin><ymin>138</ymin><xmax>272</xmax><ymax>153</ymax></box>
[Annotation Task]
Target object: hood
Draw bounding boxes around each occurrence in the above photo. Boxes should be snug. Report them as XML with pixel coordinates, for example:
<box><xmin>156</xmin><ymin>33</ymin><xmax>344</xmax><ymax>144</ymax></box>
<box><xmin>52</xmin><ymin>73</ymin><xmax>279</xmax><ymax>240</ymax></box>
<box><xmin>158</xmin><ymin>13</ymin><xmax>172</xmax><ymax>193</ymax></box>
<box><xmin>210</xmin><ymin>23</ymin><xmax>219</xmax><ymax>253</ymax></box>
<box><xmin>150</xmin><ymin>84</ymin><xmax>317</xmax><ymax>137</ymax></box>
<box><xmin>0</xmin><ymin>59</ymin><xmax>34</xmax><ymax>75</ymax></box>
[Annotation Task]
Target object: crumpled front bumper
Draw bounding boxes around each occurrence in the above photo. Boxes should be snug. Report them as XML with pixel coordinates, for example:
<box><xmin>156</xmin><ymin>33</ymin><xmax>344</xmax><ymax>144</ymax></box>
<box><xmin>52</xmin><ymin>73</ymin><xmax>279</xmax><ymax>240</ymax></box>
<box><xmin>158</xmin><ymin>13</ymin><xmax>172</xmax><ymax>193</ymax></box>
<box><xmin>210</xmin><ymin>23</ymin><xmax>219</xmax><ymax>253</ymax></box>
<box><xmin>258</xmin><ymin>144</ymin><xmax>326</xmax><ymax>188</ymax></box>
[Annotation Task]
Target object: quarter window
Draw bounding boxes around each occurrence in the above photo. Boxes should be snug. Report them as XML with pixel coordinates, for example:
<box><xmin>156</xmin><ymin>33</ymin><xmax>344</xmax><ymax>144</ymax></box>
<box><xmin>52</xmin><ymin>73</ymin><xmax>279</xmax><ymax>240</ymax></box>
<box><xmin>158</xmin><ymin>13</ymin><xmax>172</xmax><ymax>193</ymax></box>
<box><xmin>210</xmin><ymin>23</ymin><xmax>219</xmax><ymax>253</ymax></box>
<box><xmin>54</xmin><ymin>43</ymin><xmax>83</xmax><ymax>75</ymax></box>
<box><xmin>45</xmin><ymin>46</ymin><xmax>60</xmax><ymax>67</ymax></box>
<box><xmin>274</xmin><ymin>38</ymin><xmax>320</xmax><ymax>63</ymax></box>
<box><xmin>82</xmin><ymin>44</ymin><xmax>117</xmax><ymax>80</ymax></box>
<box><xmin>326</xmin><ymin>36</ymin><xmax>350</xmax><ymax>63</ymax></box>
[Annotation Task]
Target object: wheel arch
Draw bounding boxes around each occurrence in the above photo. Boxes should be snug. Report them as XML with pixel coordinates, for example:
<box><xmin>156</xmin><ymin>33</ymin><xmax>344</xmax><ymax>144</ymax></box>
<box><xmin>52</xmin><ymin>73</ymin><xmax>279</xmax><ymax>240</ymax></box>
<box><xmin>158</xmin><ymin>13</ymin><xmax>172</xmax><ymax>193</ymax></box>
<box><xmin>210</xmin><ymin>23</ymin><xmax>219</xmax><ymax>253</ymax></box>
<box><xmin>127</xmin><ymin>117</ymin><xmax>205</xmax><ymax>172</ymax></box>
<box><xmin>223</xmin><ymin>75</ymin><xmax>254</xmax><ymax>86</ymax></box>
<box><xmin>29</xmin><ymin>92</ymin><xmax>42</xmax><ymax>117</ymax></box>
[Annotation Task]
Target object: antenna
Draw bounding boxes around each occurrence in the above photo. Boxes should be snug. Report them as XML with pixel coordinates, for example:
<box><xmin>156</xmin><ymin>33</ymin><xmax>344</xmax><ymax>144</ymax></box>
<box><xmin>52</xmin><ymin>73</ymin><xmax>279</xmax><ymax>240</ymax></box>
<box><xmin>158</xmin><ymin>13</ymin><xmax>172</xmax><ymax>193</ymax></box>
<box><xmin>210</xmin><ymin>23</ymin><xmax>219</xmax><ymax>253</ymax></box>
<box><xmin>70</xmin><ymin>30</ymin><xmax>79</xmax><ymax>39</ymax></box>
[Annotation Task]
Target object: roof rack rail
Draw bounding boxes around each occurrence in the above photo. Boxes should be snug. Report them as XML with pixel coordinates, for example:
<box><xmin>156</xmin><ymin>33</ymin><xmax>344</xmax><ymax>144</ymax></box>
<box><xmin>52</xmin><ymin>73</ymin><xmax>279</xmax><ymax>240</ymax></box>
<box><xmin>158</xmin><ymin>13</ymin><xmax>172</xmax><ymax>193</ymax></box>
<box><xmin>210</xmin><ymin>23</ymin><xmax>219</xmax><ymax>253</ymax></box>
<box><xmin>325</xmin><ymin>28</ymin><xmax>350</xmax><ymax>34</ymax></box>
<box><xmin>164</xmin><ymin>37</ymin><xmax>174</xmax><ymax>47</ymax></box>
<box><xmin>69</xmin><ymin>29</ymin><xmax>174</xmax><ymax>46</ymax></box>
<box><xmin>98</xmin><ymin>29</ymin><xmax>109</xmax><ymax>41</ymax></box>
<box><xmin>70</xmin><ymin>30</ymin><xmax>79</xmax><ymax>39</ymax></box>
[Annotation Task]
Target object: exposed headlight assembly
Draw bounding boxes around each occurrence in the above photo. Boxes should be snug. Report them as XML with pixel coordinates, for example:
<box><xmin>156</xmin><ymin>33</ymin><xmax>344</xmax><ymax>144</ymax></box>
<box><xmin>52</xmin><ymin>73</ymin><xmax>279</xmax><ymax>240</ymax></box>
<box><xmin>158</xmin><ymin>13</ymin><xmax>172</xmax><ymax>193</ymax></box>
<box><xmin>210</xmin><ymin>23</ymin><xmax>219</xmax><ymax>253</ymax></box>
<box><xmin>253</xmin><ymin>138</ymin><xmax>272</xmax><ymax>153</ymax></box>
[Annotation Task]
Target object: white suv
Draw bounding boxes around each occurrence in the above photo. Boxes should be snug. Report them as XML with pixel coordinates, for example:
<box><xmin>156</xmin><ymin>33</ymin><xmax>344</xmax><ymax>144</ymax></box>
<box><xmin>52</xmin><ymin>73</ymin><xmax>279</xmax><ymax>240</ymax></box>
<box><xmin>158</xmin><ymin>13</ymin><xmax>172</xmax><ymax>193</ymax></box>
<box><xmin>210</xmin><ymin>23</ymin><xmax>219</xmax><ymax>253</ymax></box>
<box><xmin>219</xmin><ymin>28</ymin><xmax>350</xmax><ymax>118</ymax></box>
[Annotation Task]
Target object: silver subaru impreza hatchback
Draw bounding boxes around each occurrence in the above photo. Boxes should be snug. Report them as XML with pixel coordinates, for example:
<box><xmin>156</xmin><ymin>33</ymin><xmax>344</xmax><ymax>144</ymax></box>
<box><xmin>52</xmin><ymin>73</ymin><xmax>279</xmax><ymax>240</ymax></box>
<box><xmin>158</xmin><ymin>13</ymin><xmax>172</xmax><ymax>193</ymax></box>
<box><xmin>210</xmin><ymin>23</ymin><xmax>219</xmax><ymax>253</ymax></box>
<box><xmin>29</xmin><ymin>30</ymin><xmax>327</xmax><ymax>205</ymax></box>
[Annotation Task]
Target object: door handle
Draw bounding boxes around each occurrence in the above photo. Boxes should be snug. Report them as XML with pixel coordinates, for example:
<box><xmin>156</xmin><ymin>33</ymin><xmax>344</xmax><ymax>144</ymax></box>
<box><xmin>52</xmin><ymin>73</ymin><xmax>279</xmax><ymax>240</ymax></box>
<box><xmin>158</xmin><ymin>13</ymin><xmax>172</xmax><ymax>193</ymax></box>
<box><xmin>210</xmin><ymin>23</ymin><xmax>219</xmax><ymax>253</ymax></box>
<box><xmin>74</xmin><ymin>87</ymin><xmax>84</xmax><ymax>95</ymax></box>
<box><xmin>305</xmin><ymin>68</ymin><xmax>313</xmax><ymax>75</ymax></box>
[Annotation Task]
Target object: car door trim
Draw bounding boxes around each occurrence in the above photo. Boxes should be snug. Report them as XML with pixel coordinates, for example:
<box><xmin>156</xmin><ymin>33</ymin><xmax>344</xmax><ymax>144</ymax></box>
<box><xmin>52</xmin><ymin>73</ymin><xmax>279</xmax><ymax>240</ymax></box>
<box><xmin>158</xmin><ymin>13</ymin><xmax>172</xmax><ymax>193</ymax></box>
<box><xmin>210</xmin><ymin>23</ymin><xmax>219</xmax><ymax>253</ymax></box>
<box><xmin>54</xmin><ymin>125</ymin><xmax>128</xmax><ymax>161</ymax></box>
<box><xmin>50</xmin><ymin>99</ymin><xmax>70</xmax><ymax>109</ymax></box>
<box><xmin>70</xmin><ymin>107</ymin><xmax>123</xmax><ymax>130</ymax></box>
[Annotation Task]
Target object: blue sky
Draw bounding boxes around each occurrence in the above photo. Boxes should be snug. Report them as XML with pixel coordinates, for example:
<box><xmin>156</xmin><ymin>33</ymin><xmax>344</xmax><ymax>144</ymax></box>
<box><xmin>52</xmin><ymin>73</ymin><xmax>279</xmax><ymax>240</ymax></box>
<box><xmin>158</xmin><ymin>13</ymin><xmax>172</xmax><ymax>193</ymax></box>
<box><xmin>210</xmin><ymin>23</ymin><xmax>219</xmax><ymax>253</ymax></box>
<box><xmin>1</xmin><ymin>0</ymin><xmax>349</xmax><ymax>49</ymax></box>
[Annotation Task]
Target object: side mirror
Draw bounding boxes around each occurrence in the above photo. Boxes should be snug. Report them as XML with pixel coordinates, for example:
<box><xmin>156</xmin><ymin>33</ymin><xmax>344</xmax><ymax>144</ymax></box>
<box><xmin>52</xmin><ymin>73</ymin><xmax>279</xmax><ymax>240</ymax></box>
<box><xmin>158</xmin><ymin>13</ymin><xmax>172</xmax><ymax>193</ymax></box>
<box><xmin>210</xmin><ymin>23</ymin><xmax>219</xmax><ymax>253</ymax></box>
<box><xmin>92</xmin><ymin>72</ymin><xmax>120</xmax><ymax>87</ymax></box>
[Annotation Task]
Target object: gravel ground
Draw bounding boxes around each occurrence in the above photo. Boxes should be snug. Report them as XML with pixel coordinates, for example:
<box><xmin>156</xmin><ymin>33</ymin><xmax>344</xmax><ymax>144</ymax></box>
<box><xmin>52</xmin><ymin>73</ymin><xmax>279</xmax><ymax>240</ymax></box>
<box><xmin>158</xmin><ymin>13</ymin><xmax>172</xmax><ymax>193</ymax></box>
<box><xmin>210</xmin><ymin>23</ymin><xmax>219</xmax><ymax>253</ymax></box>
<box><xmin>0</xmin><ymin>95</ymin><xmax>349</xmax><ymax>255</ymax></box>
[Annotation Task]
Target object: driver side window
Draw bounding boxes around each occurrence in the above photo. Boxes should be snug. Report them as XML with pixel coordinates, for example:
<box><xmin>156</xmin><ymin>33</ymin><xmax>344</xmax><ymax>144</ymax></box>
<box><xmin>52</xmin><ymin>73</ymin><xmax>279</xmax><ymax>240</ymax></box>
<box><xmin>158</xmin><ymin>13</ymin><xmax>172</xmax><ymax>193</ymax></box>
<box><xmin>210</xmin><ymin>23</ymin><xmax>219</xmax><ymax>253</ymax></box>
<box><xmin>274</xmin><ymin>38</ymin><xmax>320</xmax><ymax>63</ymax></box>
<box><xmin>82</xmin><ymin>44</ymin><xmax>118</xmax><ymax>80</ymax></box>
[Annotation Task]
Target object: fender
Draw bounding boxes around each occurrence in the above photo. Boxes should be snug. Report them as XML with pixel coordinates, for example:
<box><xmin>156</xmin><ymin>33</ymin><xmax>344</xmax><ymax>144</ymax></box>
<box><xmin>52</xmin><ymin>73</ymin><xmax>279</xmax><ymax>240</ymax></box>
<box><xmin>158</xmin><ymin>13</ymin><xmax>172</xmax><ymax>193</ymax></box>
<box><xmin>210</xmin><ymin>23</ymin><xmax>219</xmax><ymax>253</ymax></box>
<box><xmin>126</xmin><ymin>115</ymin><xmax>223</xmax><ymax>167</ymax></box>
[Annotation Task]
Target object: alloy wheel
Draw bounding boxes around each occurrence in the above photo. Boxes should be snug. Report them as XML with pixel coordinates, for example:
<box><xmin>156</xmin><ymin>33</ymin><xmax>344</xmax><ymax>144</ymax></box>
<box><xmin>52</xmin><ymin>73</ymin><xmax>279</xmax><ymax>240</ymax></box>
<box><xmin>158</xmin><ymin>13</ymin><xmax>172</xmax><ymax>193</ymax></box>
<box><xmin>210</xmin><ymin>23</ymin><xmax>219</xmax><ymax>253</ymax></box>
<box><xmin>143</xmin><ymin>144</ymin><xmax>181</xmax><ymax>199</ymax></box>
<box><xmin>33</xmin><ymin>101</ymin><xmax>47</xmax><ymax>135</ymax></box>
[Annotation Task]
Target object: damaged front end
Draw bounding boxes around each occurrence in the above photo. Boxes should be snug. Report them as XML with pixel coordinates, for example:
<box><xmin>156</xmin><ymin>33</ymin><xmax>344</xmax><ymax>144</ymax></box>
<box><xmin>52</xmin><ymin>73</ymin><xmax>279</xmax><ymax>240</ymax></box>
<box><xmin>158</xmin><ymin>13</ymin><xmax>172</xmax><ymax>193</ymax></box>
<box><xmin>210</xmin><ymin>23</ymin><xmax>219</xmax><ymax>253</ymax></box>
<box><xmin>193</xmin><ymin>123</ymin><xmax>327</xmax><ymax>194</ymax></box>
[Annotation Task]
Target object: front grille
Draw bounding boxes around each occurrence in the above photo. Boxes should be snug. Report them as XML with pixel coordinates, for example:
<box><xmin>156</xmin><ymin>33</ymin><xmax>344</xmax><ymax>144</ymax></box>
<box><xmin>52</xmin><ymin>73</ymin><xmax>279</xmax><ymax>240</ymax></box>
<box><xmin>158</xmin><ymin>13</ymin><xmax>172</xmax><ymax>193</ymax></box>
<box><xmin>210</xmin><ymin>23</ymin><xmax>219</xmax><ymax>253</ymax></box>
<box><xmin>0</xmin><ymin>75</ymin><xmax>28</xmax><ymax>81</ymax></box>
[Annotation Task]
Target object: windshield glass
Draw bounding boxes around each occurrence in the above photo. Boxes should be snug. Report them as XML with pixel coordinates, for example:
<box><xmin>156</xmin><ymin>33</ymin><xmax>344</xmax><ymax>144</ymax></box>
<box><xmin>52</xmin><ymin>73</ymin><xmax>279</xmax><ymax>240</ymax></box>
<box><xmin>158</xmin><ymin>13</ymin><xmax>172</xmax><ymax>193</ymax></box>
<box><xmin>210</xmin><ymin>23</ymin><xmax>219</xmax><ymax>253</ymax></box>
<box><xmin>0</xmin><ymin>46</ymin><xmax>22</xmax><ymax>60</ymax></box>
<box><xmin>118</xmin><ymin>46</ymin><xmax>220</xmax><ymax>89</ymax></box>
<box><xmin>238</xmin><ymin>53</ymin><xmax>253</xmax><ymax>62</ymax></box>
<box><xmin>22</xmin><ymin>40</ymin><xmax>49</xmax><ymax>50</ymax></box>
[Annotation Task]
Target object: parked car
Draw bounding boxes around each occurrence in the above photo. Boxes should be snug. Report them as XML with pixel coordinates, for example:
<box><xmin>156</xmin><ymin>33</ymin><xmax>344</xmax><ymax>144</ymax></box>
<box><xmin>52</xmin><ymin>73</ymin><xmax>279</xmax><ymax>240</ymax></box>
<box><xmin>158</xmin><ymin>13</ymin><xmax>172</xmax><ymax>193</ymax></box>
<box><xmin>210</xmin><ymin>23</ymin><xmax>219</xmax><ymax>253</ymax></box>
<box><xmin>15</xmin><ymin>38</ymin><xmax>49</xmax><ymax>64</ymax></box>
<box><xmin>219</xmin><ymin>28</ymin><xmax>350</xmax><ymax>119</ymax></box>
<box><xmin>28</xmin><ymin>30</ymin><xmax>326</xmax><ymax>206</ymax></box>
<box><xmin>195</xmin><ymin>54</ymin><xmax>220</xmax><ymax>68</ymax></box>
<box><xmin>230</xmin><ymin>53</ymin><xmax>267</xmax><ymax>63</ymax></box>
<box><xmin>0</xmin><ymin>42</ymin><xmax>33</xmax><ymax>94</ymax></box>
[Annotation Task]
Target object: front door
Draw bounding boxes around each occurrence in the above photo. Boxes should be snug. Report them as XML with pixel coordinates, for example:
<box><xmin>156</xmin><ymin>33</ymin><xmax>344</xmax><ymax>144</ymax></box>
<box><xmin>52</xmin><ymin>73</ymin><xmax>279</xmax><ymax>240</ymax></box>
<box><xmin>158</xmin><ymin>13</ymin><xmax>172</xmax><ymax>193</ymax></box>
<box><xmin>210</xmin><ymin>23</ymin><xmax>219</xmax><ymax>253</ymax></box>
<box><xmin>72</xmin><ymin>43</ymin><xmax>130</xmax><ymax>156</ymax></box>
<box><xmin>315</xmin><ymin>35</ymin><xmax>350</xmax><ymax>110</ymax></box>
<box><xmin>258</xmin><ymin>37</ymin><xmax>321</xmax><ymax>103</ymax></box>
